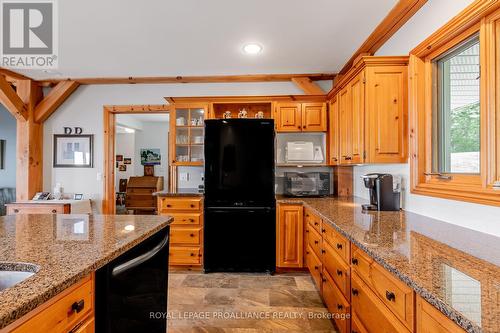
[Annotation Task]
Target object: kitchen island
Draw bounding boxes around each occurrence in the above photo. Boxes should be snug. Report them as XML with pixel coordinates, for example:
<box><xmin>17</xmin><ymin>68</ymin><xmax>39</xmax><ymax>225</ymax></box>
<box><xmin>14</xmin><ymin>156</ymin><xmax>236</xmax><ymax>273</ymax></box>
<box><xmin>0</xmin><ymin>214</ymin><xmax>172</xmax><ymax>332</ymax></box>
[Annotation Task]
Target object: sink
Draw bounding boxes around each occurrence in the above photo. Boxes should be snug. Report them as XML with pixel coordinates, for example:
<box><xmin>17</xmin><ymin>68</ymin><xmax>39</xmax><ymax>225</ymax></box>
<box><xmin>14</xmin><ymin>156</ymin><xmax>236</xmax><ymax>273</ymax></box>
<box><xmin>0</xmin><ymin>263</ymin><xmax>39</xmax><ymax>292</ymax></box>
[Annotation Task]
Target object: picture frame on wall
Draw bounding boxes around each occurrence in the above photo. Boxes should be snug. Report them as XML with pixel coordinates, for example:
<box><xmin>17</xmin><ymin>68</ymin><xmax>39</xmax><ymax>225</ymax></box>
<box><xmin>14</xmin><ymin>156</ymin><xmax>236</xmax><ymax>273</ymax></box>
<box><xmin>53</xmin><ymin>134</ymin><xmax>94</xmax><ymax>168</ymax></box>
<box><xmin>124</xmin><ymin>158</ymin><xmax>132</xmax><ymax>164</ymax></box>
<box><xmin>0</xmin><ymin>139</ymin><xmax>5</xmax><ymax>170</ymax></box>
<box><xmin>144</xmin><ymin>165</ymin><xmax>154</xmax><ymax>176</ymax></box>
<box><xmin>119</xmin><ymin>165</ymin><xmax>127</xmax><ymax>172</ymax></box>
<box><xmin>116</xmin><ymin>155</ymin><xmax>123</xmax><ymax>162</ymax></box>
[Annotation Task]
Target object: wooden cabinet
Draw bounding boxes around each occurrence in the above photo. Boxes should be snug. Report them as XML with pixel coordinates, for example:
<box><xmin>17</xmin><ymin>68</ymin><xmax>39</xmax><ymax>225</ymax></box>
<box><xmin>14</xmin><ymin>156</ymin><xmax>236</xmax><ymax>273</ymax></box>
<box><xmin>322</xmin><ymin>269</ymin><xmax>350</xmax><ymax>333</ymax></box>
<box><xmin>125</xmin><ymin>176</ymin><xmax>163</xmax><ymax>214</ymax></box>
<box><xmin>6</xmin><ymin>202</ymin><xmax>71</xmax><ymax>215</ymax></box>
<box><xmin>306</xmin><ymin>244</ymin><xmax>322</xmax><ymax>289</ymax></box>
<box><xmin>158</xmin><ymin>196</ymin><xmax>204</xmax><ymax>267</ymax></box>
<box><xmin>365</xmin><ymin>65</ymin><xmax>408</xmax><ymax>163</ymax></box>
<box><xmin>322</xmin><ymin>240</ymin><xmax>351</xmax><ymax>301</ymax></box>
<box><xmin>329</xmin><ymin>56</ymin><xmax>408</xmax><ymax>165</ymax></box>
<box><xmin>351</xmin><ymin>272</ymin><xmax>411</xmax><ymax>333</ymax></box>
<box><xmin>277</xmin><ymin>204</ymin><xmax>304</xmax><ymax>268</ymax></box>
<box><xmin>275</xmin><ymin>102</ymin><xmax>326</xmax><ymax>132</ymax></box>
<box><xmin>9</xmin><ymin>275</ymin><xmax>94</xmax><ymax>333</ymax></box>
<box><xmin>416</xmin><ymin>295</ymin><xmax>465</xmax><ymax>333</ymax></box>
<box><xmin>328</xmin><ymin>97</ymin><xmax>340</xmax><ymax>165</ymax></box>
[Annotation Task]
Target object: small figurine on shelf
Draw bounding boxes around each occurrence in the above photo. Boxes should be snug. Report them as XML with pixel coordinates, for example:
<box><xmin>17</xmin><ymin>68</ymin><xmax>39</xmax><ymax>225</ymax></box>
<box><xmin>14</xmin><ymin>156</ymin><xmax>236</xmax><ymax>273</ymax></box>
<box><xmin>238</xmin><ymin>108</ymin><xmax>248</xmax><ymax>118</ymax></box>
<box><xmin>255</xmin><ymin>111</ymin><xmax>264</xmax><ymax>119</ymax></box>
<box><xmin>223</xmin><ymin>111</ymin><xmax>232</xmax><ymax>119</ymax></box>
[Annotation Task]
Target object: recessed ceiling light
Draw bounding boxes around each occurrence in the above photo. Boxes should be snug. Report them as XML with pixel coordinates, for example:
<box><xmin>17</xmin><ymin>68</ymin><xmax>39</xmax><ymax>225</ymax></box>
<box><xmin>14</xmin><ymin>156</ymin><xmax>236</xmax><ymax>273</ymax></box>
<box><xmin>243</xmin><ymin>43</ymin><xmax>263</xmax><ymax>55</ymax></box>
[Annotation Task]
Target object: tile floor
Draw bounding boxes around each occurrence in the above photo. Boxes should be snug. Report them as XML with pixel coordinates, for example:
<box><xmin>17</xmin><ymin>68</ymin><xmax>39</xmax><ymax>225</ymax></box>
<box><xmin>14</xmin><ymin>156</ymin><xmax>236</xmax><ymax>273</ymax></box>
<box><xmin>167</xmin><ymin>271</ymin><xmax>338</xmax><ymax>333</ymax></box>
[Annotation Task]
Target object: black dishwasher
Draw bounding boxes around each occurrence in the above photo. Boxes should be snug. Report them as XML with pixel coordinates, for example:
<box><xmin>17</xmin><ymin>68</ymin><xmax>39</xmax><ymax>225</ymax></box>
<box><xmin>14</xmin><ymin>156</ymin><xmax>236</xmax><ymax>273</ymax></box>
<box><xmin>95</xmin><ymin>226</ymin><xmax>169</xmax><ymax>333</ymax></box>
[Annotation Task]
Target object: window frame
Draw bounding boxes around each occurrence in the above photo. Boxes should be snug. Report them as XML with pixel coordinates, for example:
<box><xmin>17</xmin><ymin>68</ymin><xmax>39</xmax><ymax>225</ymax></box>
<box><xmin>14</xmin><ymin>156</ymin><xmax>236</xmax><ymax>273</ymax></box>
<box><xmin>409</xmin><ymin>1</ymin><xmax>500</xmax><ymax>206</ymax></box>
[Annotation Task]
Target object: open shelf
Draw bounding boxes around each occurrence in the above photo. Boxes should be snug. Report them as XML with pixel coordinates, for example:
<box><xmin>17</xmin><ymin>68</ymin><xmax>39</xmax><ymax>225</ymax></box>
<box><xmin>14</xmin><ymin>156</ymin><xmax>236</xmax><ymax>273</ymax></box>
<box><xmin>212</xmin><ymin>102</ymin><xmax>273</xmax><ymax>119</ymax></box>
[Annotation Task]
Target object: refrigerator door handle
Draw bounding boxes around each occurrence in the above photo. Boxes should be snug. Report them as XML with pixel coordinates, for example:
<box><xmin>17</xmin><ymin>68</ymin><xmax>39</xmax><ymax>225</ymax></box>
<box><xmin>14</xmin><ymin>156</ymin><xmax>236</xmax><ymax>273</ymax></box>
<box><xmin>111</xmin><ymin>233</ymin><xmax>169</xmax><ymax>277</ymax></box>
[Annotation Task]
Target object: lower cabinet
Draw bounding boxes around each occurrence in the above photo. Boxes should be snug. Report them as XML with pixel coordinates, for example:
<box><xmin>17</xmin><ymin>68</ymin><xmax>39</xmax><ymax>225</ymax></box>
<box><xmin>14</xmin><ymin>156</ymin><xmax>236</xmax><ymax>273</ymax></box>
<box><xmin>158</xmin><ymin>196</ymin><xmax>203</xmax><ymax>267</ymax></box>
<box><xmin>276</xmin><ymin>204</ymin><xmax>304</xmax><ymax>268</ymax></box>
<box><xmin>322</xmin><ymin>269</ymin><xmax>351</xmax><ymax>333</ymax></box>
<box><xmin>416</xmin><ymin>296</ymin><xmax>465</xmax><ymax>333</ymax></box>
<box><xmin>305</xmin><ymin>244</ymin><xmax>323</xmax><ymax>288</ymax></box>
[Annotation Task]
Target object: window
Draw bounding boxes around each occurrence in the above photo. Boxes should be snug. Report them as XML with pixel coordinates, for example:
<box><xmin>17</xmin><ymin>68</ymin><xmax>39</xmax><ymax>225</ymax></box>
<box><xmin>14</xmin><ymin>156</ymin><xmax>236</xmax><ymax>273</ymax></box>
<box><xmin>434</xmin><ymin>35</ymin><xmax>480</xmax><ymax>174</ymax></box>
<box><xmin>409</xmin><ymin>3</ymin><xmax>500</xmax><ymax>206</ymax></box>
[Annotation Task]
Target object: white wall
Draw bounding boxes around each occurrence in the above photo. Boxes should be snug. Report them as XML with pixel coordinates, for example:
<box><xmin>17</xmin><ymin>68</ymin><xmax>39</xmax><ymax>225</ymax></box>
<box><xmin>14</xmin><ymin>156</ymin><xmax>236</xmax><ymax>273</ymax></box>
<box><xmin>357</xmin><ymin>0</ymin><xmax>500</xmax><ymax>237</ymax></box>
<box><xmin>0</xmin><ymin>106</ymin><xmax>16</xmax><ymax>188</ymax></box>
<box><xmin>42</xmin><ymin>81</ymin><xmax>315</xmax><ymax>211</ymax></box>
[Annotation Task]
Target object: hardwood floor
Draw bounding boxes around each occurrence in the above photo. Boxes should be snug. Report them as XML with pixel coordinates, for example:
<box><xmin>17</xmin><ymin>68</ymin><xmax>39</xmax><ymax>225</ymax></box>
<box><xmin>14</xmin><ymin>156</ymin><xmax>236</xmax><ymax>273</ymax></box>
<box><xmin>167</xmin><ymin>272</ymin><xmax>338</xmax><ymax>333</ymax></box>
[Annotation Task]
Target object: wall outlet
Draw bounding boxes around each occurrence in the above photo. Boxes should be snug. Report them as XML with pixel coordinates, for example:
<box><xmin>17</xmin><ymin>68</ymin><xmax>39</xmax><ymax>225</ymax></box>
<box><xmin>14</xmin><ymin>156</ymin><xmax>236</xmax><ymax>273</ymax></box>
<box><xmin>96</xmin><ymin>172</ymin><xmax>102</xmax><ymax>181</ymax></box>
<box><xmin>179</xmin><ymin>172</ymin><xmax>189</xmax><ymax>181</ymax></box>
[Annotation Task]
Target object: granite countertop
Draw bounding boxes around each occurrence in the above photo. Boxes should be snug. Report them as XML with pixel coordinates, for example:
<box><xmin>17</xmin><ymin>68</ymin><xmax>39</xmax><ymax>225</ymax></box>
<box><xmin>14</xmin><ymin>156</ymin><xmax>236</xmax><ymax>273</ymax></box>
<box><xmin>0</xmin><ymin>214</ymin><xmax>172</xmax><ymax>329</ymax></box>
<box><xmin>154</xmin><ymin>188</ymin><xmax>204</xmax><ymax>197</ymax></box>
<box><xmin>277</xmin><ymin>196</ymin><xmax>500</xmax><ymax>333</ymax></box>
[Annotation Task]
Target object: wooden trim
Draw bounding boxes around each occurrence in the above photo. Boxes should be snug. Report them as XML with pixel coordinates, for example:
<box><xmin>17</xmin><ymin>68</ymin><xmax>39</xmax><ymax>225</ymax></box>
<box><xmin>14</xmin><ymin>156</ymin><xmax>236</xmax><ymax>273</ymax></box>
<box><xmin>34</xmin><ymin>81</ymin><xmax>79</xmax><ymax>123</ymax></box>
<box><xmin>165</xmin><ymin>95</ymin><xmax>327</xmax><ymax>104</ymax></box>
<box><xmin>337</xmin><ymin>0</ymin><xmax>427</xmax><ymax>77</ymax></box>
<box><xmin>40</xmin><ymin>73</ymin><xmax>336</xmax><ymax>86</ymax></box>
<box><xmin>0</xmin><ymin>75</ymin><xmax>28</xmax><ymax>120</ymax></box>
<box><xmin>409</xmin><ymin>2</ymin><xmax>500</xmax><ymax>206</ymax></box>
<box><xmin>291</xmin><ymin>77</ymin><xmax>325</xmax><ymax>94</ymax></box>
<box><xmin>0</xmin><ymin>67</ymin><xmax>34</xmax><ymax>82</ymax></box>
<box><xmin>102</xmin><ymin>105</ymin><xmax>170</xmax><ymax>214</ymax></box>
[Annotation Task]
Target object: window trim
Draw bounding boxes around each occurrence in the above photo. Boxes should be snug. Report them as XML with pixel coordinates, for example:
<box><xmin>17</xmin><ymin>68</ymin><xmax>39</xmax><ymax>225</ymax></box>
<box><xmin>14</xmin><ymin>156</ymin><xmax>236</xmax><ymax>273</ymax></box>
<box><xmin>409</xmin><ymin>1</ymin><xmax>500</xmax><ymax>206</ymax></box>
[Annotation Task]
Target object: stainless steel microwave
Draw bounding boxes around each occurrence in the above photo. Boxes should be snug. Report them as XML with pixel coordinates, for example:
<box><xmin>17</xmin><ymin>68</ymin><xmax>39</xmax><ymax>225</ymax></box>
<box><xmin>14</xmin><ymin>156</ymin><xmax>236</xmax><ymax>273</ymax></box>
<box><xmin>283</xmin><ymin>172</ymin><xmax>330</xmax><ymax>197</ymax></box>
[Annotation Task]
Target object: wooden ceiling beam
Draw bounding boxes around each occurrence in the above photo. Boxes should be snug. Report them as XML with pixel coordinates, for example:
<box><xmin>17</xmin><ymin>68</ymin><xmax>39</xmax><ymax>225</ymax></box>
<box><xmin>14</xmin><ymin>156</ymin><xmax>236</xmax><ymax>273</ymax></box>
<box><xmin>38</xmin><ymin>73</ymin><xmax>336</xmax><ymax>86</ymax></box>
<box><xmin>291</xmin><ymin>77</ymin><xmax>325</xmax><ymax>95</ymax></box>
<box><xmin>0</xmin><ymin>75</ymin><xmax>28</xmax><ymax>120</ymax></box>
<box><xmin>34</xmin><ymin>80</ymin><xmax>79</xmax><ymax>123</ymax></box>
<box><xmin>0</xmin><ymin>67</ymin><xmax>33</xmax><ymax>83</ymax></box>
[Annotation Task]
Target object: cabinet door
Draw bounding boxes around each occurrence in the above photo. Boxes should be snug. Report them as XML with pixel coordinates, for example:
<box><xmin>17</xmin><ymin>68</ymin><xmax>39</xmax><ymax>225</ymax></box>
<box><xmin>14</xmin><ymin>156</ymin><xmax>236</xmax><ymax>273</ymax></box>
<box><xmin>349</xmin><ymin>72</ymin><xmax>365</xmax><ymax>164</ymax></box>
<box><xmin>338</xmin><ymin>87</ymin><xmax>352</xmax><ymax>163</ymax></box>
<box><xmin>275</xmin><ymin>103</ymin><xmax>302</xmax><ymax>132</ymax></box>
<box><xmin>329</xmin><ymin>98</ymin><xmax>340</xmax><ymax>165</ymax></box>
<box><xmin>365</xmin><ymin>66</ymin><xmax>408</xmax><ymax>163</ymax></box>
<box><xmin>416</xmin><ymin>296</ymin><xmax>465</xmax><ymax>333</ymax></box>
<box><xmin>277</xmin><ymin>204</ymin><xmax>304</xmax><ymax>268</ymax></box>
<box><xmin>302</xmin><ymin>103</ymin><xmax>327</xmax><ymax>132</ymax></box>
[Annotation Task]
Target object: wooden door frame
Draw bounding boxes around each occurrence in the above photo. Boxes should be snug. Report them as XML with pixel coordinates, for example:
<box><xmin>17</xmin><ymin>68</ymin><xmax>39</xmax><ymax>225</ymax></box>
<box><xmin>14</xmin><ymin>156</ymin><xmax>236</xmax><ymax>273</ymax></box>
<box><xmin>102</xmin><ymin>105</ymin><xmax>171</xmax><ymax>214</ymax></box>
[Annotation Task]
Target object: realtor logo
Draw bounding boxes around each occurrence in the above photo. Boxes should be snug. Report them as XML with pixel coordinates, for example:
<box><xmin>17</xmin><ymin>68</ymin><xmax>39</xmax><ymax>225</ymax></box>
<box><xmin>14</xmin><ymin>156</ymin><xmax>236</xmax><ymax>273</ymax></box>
<box><xmin>1</xmin><ymin>0</ymin><xmax>58</xmax><ymax>68</ymax></box>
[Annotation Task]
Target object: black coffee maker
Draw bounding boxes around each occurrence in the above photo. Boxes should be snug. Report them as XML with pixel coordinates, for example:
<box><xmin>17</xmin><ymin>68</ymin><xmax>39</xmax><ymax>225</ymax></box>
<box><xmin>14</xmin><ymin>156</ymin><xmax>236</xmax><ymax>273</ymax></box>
<box><xmin>361</xmin><ymin>173</ymin><xmax>400</xmax><ymax>211</ymax></box>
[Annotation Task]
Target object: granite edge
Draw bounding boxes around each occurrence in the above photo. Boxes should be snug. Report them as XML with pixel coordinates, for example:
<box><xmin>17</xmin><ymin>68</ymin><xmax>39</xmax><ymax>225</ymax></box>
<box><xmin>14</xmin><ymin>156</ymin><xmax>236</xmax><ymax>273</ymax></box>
<box><xmin>0</xmin><ymin>217</ymin><xmax>172</xmax><ymax>329</ymax></box>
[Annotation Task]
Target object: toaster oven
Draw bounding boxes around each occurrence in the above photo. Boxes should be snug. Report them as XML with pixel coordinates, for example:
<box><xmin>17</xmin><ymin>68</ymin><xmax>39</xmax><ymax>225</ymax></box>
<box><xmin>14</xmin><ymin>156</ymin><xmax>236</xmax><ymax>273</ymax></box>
<box><xmin>283</xmin><ymin>172</ymin><xmax>330</xmax><ymax>197</ymax></box>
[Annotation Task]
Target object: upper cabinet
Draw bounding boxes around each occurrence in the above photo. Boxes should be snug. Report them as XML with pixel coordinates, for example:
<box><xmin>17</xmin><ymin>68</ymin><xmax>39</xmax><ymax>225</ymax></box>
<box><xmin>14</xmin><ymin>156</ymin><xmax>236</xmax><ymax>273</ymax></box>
<box><xmin>329</xmin><ymin>56</ymin><xmax>408</xmax><ymax>165</ymax></box>
<box><xmin>275</xmin><ymin>102</ymin><xmax>327</xmax><ymax>132</ymax></box>
<box><xmin>328</xmin><ymin>98</ymin><xmax>339</xmax><ymax>165</ymax></box>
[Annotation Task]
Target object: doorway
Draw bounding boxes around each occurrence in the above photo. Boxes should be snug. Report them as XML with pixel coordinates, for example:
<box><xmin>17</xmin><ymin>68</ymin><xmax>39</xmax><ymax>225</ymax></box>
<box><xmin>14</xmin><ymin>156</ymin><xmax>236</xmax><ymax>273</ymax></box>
<box><xmin>0</xmin><ymin>106</ymin><xmax>17</xmax><ymax>216</ymax></box>
<box><xmin>103</xmin><ymin>105</ymin><xmax>170</xmax><ymax>214</ymax></box>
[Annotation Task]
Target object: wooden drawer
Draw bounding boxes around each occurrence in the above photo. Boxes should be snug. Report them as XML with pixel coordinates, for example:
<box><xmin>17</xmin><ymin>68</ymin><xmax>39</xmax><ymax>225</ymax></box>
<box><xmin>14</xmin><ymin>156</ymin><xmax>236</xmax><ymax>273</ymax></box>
<box><xmin>305</xmin><ymin>245</ymin><xmax>322</xmax><ymax>290</ymax></box>
<box><xmin>169</xmin><ymin>213</ymin><xmax>201</xmax><ymax>226</ymax></box>
<box><xmin>159</xmin><ymin>197</ymin><xmax>201</xmax><ymax>211</ymax></box>
<box><xmin>322</xmin><ymin>269</ymin><xmax>350</xmax><ymax>333</ymax></box>
<box><xmin>351</xmin><ymin>313</ymin><xmax>368</xmax><ymax>333</ymax></box>
<box><xmin>170</xmin><ymin>227</ymin><xmax>202</xmax><ymax>245</ymax></box>
<box><xmin>323</xmin><ymin>222</ymin><xmax>350</xmax><ymax>264</ymax></box>
<box><xmin>74</xmin><ymin>317</ymin><xmax>94</xmax><ymax>333</ymax></box>
<box><xmin>7</xmin><ymin>204</ymin><xmax>70</xmax><ymax>215</ymax></box>
<box><xmin>12</xmin><ymin>276</ymin><xmax>93</xmax><ymax>333</ymax></box>
<box><xmin>322</xmin><ymin>240</ymin><xmax>350</xmax><ymax>301</ymax></box>
<box><xmin>352</xmin><ymin>245</ymin><xmax>414</xmax><ymax>330</ymax></box>
<box><xmin>307</xmin><ymin>226</ymin><xmax>322</xmax><ymax>259</ymax></box>
<box><xmin>416</xmin><ymin>295</ymin><xmax>465</xmax><ymax>333</ymax></box>
<box><xmin>127</xmin><ymin>188</ymin><xmax>154</xmax><ymax>195</ymax></box>
<box><xmin>351</xmin><ymin>272</ymin><xmax>411</xmax><ymax>333</ymax></box>
<box><xmin>304</xmin><ymin>208</ymin><xmax>321</xmax><ymax>233</ymax></box>
<box><xmin>169</xmin><ymin>246</ymin><xmax>202</xmax><ymax>265</ymax></box>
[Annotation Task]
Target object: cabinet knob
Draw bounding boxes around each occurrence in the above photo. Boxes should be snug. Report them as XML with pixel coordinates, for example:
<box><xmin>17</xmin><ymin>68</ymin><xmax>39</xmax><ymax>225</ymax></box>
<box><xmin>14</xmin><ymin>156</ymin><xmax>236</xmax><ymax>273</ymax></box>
<box><xmin>352</xmin><ymin>288</ymin><xmax>359</xmax><ymax>296</ymax></box>
<box><xmin>351</xmin><ymin>258</ymin><xmax>358</xmax><ymax>265</ymax></box>
<box><xmin>13</xmin><ymin>209</ymin><xmax>19</xmax><ymax>213</ymax></box>
<box><xmin>321</xmin><ymin>249</ymin><xmax>326</xmax><ymax>254</ymax></box>
<box><xmin>336</xmin><ymin>243</ymin><xmax>342</xmax><ymax>250</ymax></box>
<box><xmin>70</xmin><ymin>300</ymin><xmax>85</xmax><ymax>314</ymax></box>
<box><xmin>190</xmin><ymin>204</ymin><xmax>195</xmax><ymax>208</ymax></box>
<box><xmin>166</xmin><ymin>204</ymin><xmax>172</xmax><ymax>208</ymax></box>
<box><xmin>314</xmin><ymin>265</ymin><xmax>319</xmax><ymax>270</ymax></box>
<box><xmin>189</xmin><ymin>219</ymin><xmax>194</xmax><ymax>222</ymax></box>
<box><xmin>190</xmin><ymin>253</ymin><xmax>195</xmax><ymax>257</ymax></box>
<box><xmin>314</xmin><ymin>222</ymin><xmax>319</xmax><ymax>226</ymax></box>
<box><xmin>336</xmin><ymin>269</ymin><xmax>343</xmax><ymax>276</ymax></box>
<box><xmin>337</xmin><ymin>304</ymin><xmax>343</xmax><ymax>310</ymax></box>
<box><xmin>305</xmin><ymin>230</ymin><xmax>309</xmax><ymax>233</ymax></box>
<box><xmin>321</xmin><ymin>228</ymin><xmax>326</xmax><ymax>233</ymax></box>
<box><xmin>332</xmin><ymin>157</ymin><xmax>338</xmax><ymax>161</ymax></box>
<box><xmin>386</xmin><ymin>291</ymin><xmax>396</xmax><ymax>302</ymax></box>
<box><xmin>322</xmin><ymin>277</ymin><xmax>327</xmax><ymax>282</ymax></box>
<box><xmin>314</xmin><ymin>240</ymin><xmax>319</xmax><ymax>245</ymax></box>
<box><xmin>190</xmin><ymin>233</ymin><xmax>195</xmax><ymax>237</ymax></box>
<box><xmin>51</xmin><ymin>209</ymin><xmax>57</xmax><ymax>213</ymax></box>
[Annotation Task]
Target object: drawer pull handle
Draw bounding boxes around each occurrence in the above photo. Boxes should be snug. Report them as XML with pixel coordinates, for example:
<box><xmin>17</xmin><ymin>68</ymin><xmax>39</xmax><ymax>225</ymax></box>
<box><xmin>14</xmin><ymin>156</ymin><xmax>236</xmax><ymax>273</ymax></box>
<box><xmin>322</xmin><ymin>277</ymin><xmax>327</xmax><ymax>283</ymax></box>
<box><xmin>305</xmin><ymin>230</ymin><xmax>309</xmax><ymax>233</ymax></box>
<box><xmin>314</xmin><ymin>240</ymin><xmax>319</xmax><ymax>245</ymax></box>
<box><xmin>190</xmin><ymin>253</ymin><xmax>195</xmax><ymax>257</ymax></box>
<box><xmin>51</xmin><ymin>209</ymin><xmax>57</xmax><ymax>213</ymax></box>
<box><xmin>167</xmin><ymin>204</ymin><xmax>172</xmax><ymax>208</ymax></box>
<box><xmin>321</xmin><ymin>228</ymin><xmax>326</xmax><ymax>233</ymax></box>
<box><xmin>189</xmin><ymin>219</ymin><xmax>194</xmax><ymax>222</ymax></box>
<box><xmin>314</xmin><ymin>222</ymin><xmax>319</xmax><ymax>226</ymax></box>
<box><xmin>336</xmin><ymin>243</ymin><xmax>342</xmax><ymax>250</ymax></box>
<box><xmin>321</xmin><ymin>249</ymin><xmax>326</xmax><ymax>254</ymax></box>
<box><xmin>352</xmin><ymin>288</ymin><xmax>359</xmax><ymax>296</ymax></box>
<box><xmin>190</xmin><ymin>233</ymin><xmax>195</xmax><ymax>237</ymax></box>
<box><xmin>306</xmin><ymin>251</ymin><xmax>310</xmax><ymax>255</ymax></box>
<box><xmin>13</xmin><ymin>209</ymin><xmax>19</xmax><ymax>213</ymax></box>
<box><xmin>314</xmin><ymin>265</ymin><xmax>319</xmax><ymax>270</ymax></box>
<box><xmin>386</xmin><ymin>291</ymin><xmax>396</xmax><ymax>302</ymax></box>
<box><xmin>351</xmin><ymin>258</ymin><xmax>358</xmax><ymax>265</ymax></box>
<box><xmin>190</xmin><ymin>204</ymin><xmax>195</xmax><ymax>208</ymax></box>
<box><xmin>336</xmin><ymin>269</ymin><xmax>343</xmax><ymax>276</ymax></box>
<box><xmin>337</xmin><ymin>304</ymin><xmax>343</xmax><ymax>310</ymax></box>
<box><xmin>71</xmin><ymin>300</ymin><xmax>85</xmax><ymax>314</ymax></box>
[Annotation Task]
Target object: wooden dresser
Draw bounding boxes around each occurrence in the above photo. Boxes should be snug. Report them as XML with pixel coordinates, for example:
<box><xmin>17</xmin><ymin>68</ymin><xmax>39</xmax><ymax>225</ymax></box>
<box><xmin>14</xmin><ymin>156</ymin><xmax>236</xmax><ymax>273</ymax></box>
<box><xmin>157</xmin><ymin>195</ymin><xmax>203</xmax><ymax>268</ymax></box>
<box><xmin>125</xmin><ymin>176</ymin><xmax>163</xmax><ymax>214</ymax></box>
<box><xmin>6</xmin><ymin>200</ymin><xmax>92</xmax><ymax>215</ymax></box>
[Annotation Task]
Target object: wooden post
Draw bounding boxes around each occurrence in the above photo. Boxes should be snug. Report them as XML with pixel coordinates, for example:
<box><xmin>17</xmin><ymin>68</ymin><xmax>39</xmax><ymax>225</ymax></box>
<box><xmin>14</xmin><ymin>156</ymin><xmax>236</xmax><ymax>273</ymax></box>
<box><xmin>16</xmin><ymin>80</ymin><xmax>43</xmax><ymax>201</ymax></box>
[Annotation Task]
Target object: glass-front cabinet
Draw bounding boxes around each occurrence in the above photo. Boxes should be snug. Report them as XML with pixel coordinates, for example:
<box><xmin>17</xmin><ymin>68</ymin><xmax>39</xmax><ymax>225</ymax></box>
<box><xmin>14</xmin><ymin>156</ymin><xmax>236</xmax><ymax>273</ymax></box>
<box><xmin>170</xmin><ymin>104</ymin><xmax>207</xmax><ymax>165</ymax></box>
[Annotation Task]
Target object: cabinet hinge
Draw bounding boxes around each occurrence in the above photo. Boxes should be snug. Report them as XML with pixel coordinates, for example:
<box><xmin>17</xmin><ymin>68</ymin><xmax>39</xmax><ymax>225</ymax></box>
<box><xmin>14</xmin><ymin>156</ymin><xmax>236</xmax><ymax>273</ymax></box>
<box><xmin>362</xmin><ymin>77</ymin><xmax>366</xmax><ymax>84</ymax></box>
<box><xmin>363</xmin><ymin>151</ymin><xmax>366</xmax><ymax>159</ymax></box>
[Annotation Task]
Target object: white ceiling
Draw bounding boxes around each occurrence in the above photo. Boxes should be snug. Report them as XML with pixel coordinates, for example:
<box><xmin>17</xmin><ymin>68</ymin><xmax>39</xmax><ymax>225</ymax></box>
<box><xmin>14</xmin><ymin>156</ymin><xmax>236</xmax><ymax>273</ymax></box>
<box><xmin>19</xmin><ymin>0</ymin><xmax>398</xmax><ymax>80</ymax></box>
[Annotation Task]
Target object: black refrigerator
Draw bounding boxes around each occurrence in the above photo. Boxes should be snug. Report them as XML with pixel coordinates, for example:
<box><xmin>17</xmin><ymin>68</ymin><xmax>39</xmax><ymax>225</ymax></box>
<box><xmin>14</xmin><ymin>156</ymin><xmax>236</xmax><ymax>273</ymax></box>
<box><xmin>204</xmin><ymin>119</ymin><xmax>276</xmax><ymax>273</ymax></box>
